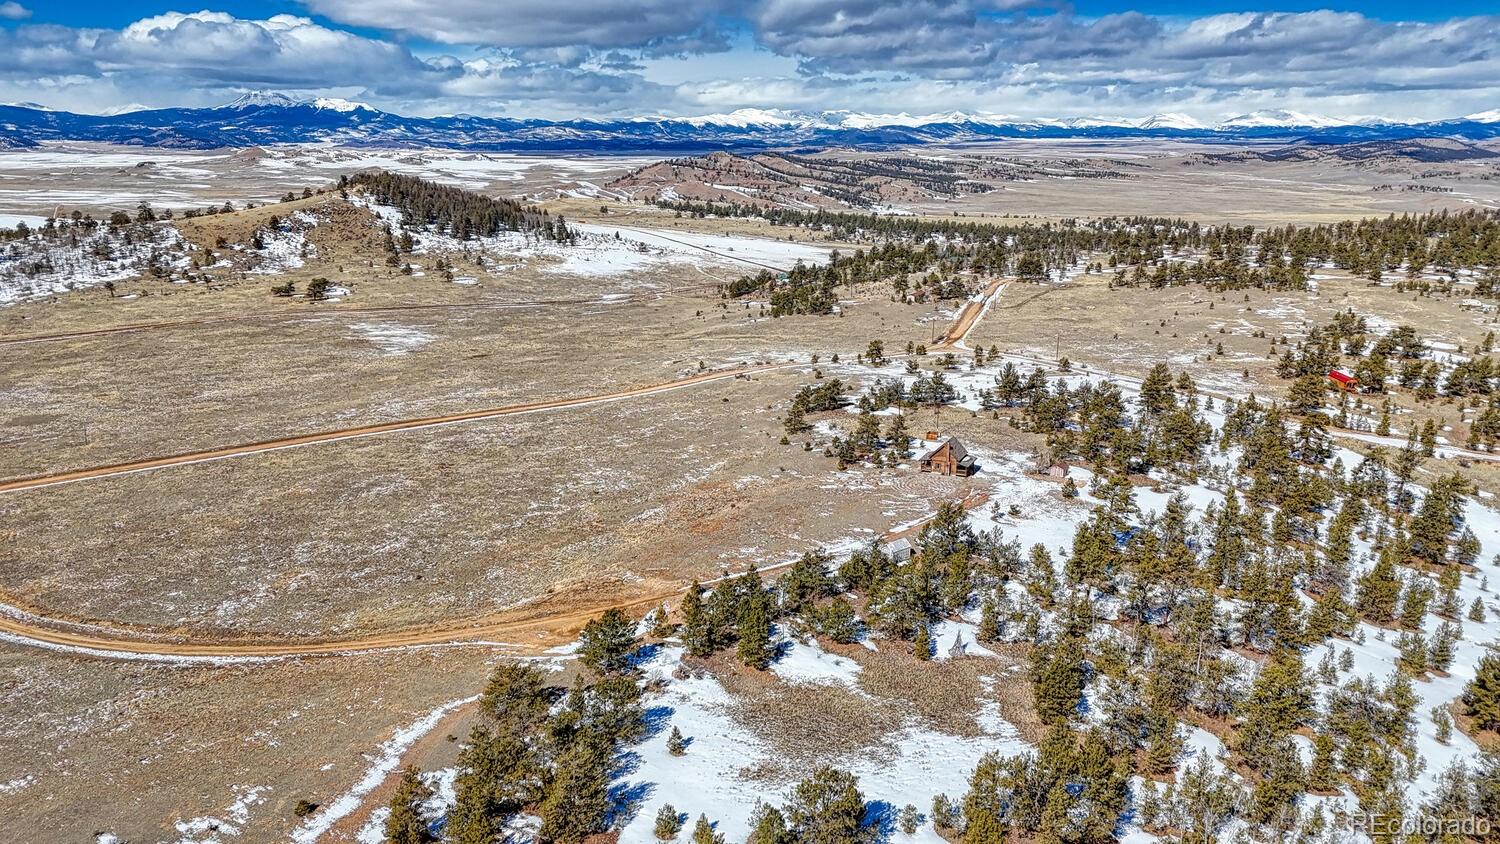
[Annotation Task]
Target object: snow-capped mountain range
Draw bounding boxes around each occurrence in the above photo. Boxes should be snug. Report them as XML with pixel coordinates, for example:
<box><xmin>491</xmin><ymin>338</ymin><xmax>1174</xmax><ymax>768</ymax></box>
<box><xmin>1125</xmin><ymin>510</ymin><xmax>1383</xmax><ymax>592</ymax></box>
<box><xmin>1</xmin><ymin>94</ymin><xmax>1497</xmax><ymax>152</ymax></box>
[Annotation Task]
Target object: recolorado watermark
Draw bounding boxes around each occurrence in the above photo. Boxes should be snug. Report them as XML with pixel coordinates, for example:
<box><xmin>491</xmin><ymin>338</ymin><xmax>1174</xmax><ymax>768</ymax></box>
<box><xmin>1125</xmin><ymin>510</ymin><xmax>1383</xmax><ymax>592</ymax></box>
<box><xmin>1346</xmin><ymin>812</ymin><xmax>1490</xmax><ymax>837</ymax></box>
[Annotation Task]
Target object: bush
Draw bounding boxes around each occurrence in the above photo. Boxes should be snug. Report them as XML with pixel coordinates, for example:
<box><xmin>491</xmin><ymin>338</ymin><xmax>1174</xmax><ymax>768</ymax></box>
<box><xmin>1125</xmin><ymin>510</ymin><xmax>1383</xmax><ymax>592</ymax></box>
<box><xmin>293</xmin><ymin>799</ymin><xmax>318</xmax><ymax>818</ymax></box>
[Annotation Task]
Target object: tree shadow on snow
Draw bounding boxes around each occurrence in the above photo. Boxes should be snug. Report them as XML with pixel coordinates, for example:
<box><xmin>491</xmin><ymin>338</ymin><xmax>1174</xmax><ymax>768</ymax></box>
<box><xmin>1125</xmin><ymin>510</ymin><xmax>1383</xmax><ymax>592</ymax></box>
<box><xmin>606</xmin><ymin>777</ymin><xmax>655</xmax><ymax>830</ymax></box>
<box><xmin>641</xmin><ymin>704</ymin><xmax>675</xmax><ymax>740</ymax></box>
<box><xmin>627</xmin><ymin>642</ymin><xmax>663</xmax><ymax>670</ymax></box>
<box><xmin>862</xmin><ymin>800</ymin><xmax>898</xmax><ymax>843</ymax></box>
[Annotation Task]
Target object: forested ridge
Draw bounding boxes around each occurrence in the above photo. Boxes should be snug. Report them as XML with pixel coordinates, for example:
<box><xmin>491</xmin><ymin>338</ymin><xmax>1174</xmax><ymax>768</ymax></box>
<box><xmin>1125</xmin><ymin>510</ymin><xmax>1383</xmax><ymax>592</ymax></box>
<box><xmin>342</xmin><ymin>171</ymin><xmax>573</xmax><ymax>242</ymax></box>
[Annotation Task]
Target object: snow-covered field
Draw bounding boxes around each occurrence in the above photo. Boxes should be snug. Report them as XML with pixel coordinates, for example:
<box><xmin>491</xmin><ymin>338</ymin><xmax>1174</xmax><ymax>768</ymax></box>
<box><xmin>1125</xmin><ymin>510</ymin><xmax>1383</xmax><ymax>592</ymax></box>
<box><xmin>255</xmin><ymin>147</ymin><xmax>653</xmax><ymax>191</ymax></box>
<box><xmin>353</xmin><ymin>194</ymin><xmax>832</xmax><ymax>279</ymax></box>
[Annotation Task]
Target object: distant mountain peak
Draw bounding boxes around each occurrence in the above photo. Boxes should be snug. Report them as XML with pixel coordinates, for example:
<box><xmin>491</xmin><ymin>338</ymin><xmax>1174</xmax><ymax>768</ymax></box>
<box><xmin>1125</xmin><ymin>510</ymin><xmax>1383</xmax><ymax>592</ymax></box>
<box><xmin>1216</xmin><ymin>109</ymin><xmax>1350</xmax><ymax>129</ymax></box>
<box><xmin>219</xmin><ymin>91</ymin><xmax>303</xmax><ymax>110</ymax></box>
<box><xmin>311</xmin><ymin>97</ymin><xmax>377</xmax><ymax>113</ymax></box>
<box><xmin>216</xmin><ymin>91</ymin><xmax>377</xmax><ymax>113</ymax></box>
<box><xmin>675</xmin><ymin>108</ymin><xmax>813</xmax><ymax>128</ymax></box>
<box><xmin>1136</xmin><ymin>112</ymin><xmax>1207</xmax><ymax>130</ymax></box>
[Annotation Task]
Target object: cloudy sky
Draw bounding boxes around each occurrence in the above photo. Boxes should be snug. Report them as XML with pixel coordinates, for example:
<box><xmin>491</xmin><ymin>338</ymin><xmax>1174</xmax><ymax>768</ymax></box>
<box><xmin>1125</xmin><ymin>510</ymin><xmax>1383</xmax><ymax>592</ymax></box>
<box><xmin>0</xmin><ymin>0</ymin><xmax>1496</xmax><ymax>122</ymax></box>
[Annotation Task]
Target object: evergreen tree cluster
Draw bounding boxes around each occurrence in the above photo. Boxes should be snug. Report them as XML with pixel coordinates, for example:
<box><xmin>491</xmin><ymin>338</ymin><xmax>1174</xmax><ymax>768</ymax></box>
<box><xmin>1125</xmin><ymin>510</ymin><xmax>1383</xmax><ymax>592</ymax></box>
<box><xmin>342</xmin><ymin>171</ymin><xmax>572</xmax><ymax>243</ymax></box>
<box><xmin>392</xmin><ymin>611</ymin><xmax>648</xmax><ymax>844</ymax></box>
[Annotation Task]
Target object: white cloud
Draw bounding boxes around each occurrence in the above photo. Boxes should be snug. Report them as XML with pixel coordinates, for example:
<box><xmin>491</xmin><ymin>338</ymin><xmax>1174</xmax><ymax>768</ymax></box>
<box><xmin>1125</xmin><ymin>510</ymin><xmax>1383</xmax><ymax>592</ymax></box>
<box><xmin>0</xmin><ymin>2</ymin><xmax>29</xmax><ymax>21</ymax></box>
<box><xmin>303</xmin><ymin>0</ymin><xmax>737</xmax><ymax>50</ymax></box>
<box><xmin>0</xmin><ymin>5</ymin><xmax>1495</xmax><ymax>122</ymax></box>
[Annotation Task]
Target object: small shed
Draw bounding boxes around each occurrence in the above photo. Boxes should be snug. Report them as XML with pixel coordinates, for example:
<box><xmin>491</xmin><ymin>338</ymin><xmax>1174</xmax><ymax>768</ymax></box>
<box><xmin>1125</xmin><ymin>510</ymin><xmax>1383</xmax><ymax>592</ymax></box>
<box><xmin>921</xmin><ymin>437</ymin><xmax>978</xmax><ymax>477</ymax></box>
<box><xmin>1328</xmin><ymin>369</ymin><xmax>1359</xmax><ymax>392</ymax></box>
<box><xmin>923</xmin><ymin>430</ymin><xmax>940</xmax><ymax>441</ymax></box>
<box><xmin>882</xmin><ymin>537</ymin><xmax>915</xmax><ymax>564</ymax></box>
<box><xmin>1047</xmin><ymin>461</ymin><xmax>1071</xmax><ymax>479</ymax></box>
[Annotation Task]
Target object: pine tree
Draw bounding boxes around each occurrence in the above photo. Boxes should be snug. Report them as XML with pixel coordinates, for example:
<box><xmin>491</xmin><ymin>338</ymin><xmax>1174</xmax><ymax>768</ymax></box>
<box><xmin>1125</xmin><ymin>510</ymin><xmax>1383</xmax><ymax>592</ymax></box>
<box><xmin>1031</xmin><ymin>633</ymin><xmax>1086</xmax><ymax>724</ymax></box>
<box><xmin>780</xmin><ymin>550</ymin><xmax>835</xmax><ymax>614</ymax></box>
<box><xmin>691</xmin><ymin>814</ymin><xmax>724</xmax><ymax>844</ymax></box>
<box><xmin>1471</xmin><ymin>597</ymin><xmax>1488</xmax><ymax>623</ymax></box>
<box><xmin>578</xmin><ymin>608</ymin><xmax>637</xmax><ymax>674</ymax></box>
<box><xmin>1411</xmin><ymin>473</ymin><xmax>1471</xmax><ymax>566</ymax></box>
<box><xmin>1396</xmin><ymin>631</ymin><xmax>1428</xmax><ymax>675</ymax></box>
<box><xmin>977</xmin><ymin>593</ymin><xmax>1002</xmax><ymax>642</ymax></box>
<box><xmin>931</xmin><ymin>794</ymin><xmax>960</xmax><ymax>832</ymax></box>
<box><xmin>1307</xmin><ymin>730</ymin><xmax>1338</xmax><ymax>791</ymax></box>
<box><xmin>681</xmin><ymin>581</ymin><xmax>716</xmax><ymax>657</ymax></box>
<box><xmin>480</xmin><ymin>662</ymin><xmax>551</xmax><ymax>730</ymax></box>
<box><xmin>886</xmin><ymin>412</ymin><xmax>911</xmax><ymax>457</ymax></box>
<box><xmin>1430</xmin><ymin>621</ymin><xmax>1460</xmax><ymax>673</ymax></box>
<box><xmin>964</xmin><ymin>809</ymin><xmax>1007</xmax><ymax>844</ymax></box>
<box><xmin>1356</xmin><ymin>545</ymin><xmax>1403</xmax><ymax>623</ymax></box>
<box><xmin>1248</xmin><ymin>740</ymin><xmax>1306</xmax><ymax>827</ymax></box>
<box><xmin>384</xmin><ymin>767</ymin><xmax>434</xmax><ymax>844</ymax></box>
<box><xmin>1236</xmin><ymin>648</ymin><xmax>1313</xmax><ymax>769</ymax></box>
<box><xmin>656</xmin><ymin>804</ymin><xmax>685</xmax><ymax>840</ymax></box>
<box><xmin>1036</xmin><ymin>780</ymin><xmax>1074</xmax><ymax>844</ymax></box>
<box><xmin>1463</xmin><ymin>654</ymin><xmax>1500</xmax><ymax>731</ymax></box>
<box><xmin>651</xmin><ymin>602</ymin><xmax>676</xmax><ymax>638</ymax></box>
<box><xmin>1397</xmin><ymin>576</ymin><xmax>1434</xmax><ymax>630</ymax></box>
<box><xmin>745</xmin><ymin>804</ymin><xmax>792</xmax><ymax>844</ymax></box>
<box><xmin>1433</xmin><ymin>706</ymin><xmax>1455</xmax><ymax>744</ymax></box>
<box><xmin>898</xmin><ymin>805</ymin><xmax>920</xmax><ymax>835</ymax></box>
<box><xmin>447</xmin><ymin>724</ymin><xmax>541</xmax><ymax>844</ymax></box>
<box><xmin>815</xmin><ymin>597</ymin><xmax>860</xmax><ymax>644</ymax></box>
<box><xmin>913</xmin><ymin>623</ymin><xmax>932</xmax><ymax>661</ymax></box>
<box><xmin>785</xmin><ymin>766</ymin><xmax>867</xmax><ymax>844</ymax></box>
<box><xmin>537</xmin><ymin>732</ymin><xmax>612</xmax><ymax>843</ymax></box>
<box><xmin>737</xmin><ymin>593</ymin><xmax>775</xmax><ymax>670</ymax></box>
<box><xmin>667</xmin><ymin>725</ymin><xmax>688</xmax><ymax>756</ymax></box>
<box><xmin>447</xmin><ymin>769</ymin><xmax>497</xmax><ymax>844</ymax></box>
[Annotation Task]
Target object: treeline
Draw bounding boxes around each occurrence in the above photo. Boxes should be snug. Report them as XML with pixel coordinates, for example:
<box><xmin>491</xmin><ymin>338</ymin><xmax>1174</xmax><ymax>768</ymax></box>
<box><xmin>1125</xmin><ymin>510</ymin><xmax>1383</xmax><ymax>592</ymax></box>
<box><xmin>670</xmin><ymin>199</ymin><xmax>1500</xmax><ymax>307</ymax></box>
<box><xmin>341</xmin><ymin>171</ymin><xmax>572</xmax><ymax>242</ymax></box>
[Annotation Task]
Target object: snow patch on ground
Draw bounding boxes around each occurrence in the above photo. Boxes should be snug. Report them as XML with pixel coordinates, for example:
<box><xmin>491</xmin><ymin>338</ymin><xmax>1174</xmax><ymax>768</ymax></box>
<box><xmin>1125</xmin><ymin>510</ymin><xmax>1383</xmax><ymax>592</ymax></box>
<box><xmin>350</xmin><ymin>322</ymin><xmax>436</xmax><ymax>356</ymax></box>
<box><xmin>172</xmin><ymin>785</ymin><xmax>268</xmax><ymax>844</ymax></box>
<box><xmin>291</xmin><ymin>696</ymin><xmax>478</xmax><ymax>844</ymax></box>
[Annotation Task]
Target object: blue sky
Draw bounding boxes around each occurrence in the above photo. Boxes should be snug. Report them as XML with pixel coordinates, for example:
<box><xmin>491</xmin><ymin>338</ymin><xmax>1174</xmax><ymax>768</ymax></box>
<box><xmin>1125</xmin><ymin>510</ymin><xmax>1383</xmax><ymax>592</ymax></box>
<box><xmin>0</xmin><ymin>1</ymin><xmax>1496</xmax><ymax>122</ymax></box>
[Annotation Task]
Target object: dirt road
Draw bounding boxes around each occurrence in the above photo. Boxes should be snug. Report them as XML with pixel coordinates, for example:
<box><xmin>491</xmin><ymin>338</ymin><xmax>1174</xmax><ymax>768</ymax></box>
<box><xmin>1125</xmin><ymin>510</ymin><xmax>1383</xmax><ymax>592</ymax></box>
<box><xmin>931</xmin><ymin>278</ymin><xmax>1006</xmax><ymax>349</ymax></box>
<box><xmin>0</xmin><ymin>489</ymin><xmax>991</xmax><ymax>661</ymax></box>
<box><xmin>0</xmin><ymin>361</ymin><xmax>798</xmax><ymax>493</ymax></box>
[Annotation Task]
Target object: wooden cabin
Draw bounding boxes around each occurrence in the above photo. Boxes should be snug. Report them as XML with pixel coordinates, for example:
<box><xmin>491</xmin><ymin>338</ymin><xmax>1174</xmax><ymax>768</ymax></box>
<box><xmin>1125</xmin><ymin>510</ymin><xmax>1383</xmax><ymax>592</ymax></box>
<box><xmin>1327</xmin><ymin>369</ymin><xmax>1360</xmax><ymax>393</ymax></box>
<box><xmin>920</xmin><ymin>437</ymin><xmax>978</xmax><ymax>477</ymax></box>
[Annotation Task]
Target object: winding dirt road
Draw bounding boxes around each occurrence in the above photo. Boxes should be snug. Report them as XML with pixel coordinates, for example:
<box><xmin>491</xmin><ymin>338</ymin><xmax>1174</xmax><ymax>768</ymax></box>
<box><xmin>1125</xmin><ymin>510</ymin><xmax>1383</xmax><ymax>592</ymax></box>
<box><xmin>0</xmin><ymin>589</ymin><xmax>664</xmax><ymax>660</ymax></box>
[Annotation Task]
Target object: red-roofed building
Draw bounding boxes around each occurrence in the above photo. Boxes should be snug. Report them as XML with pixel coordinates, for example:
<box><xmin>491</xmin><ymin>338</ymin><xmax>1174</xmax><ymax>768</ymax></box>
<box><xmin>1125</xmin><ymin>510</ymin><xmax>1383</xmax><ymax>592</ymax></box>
<box><xmin>1328</xmin><ymin>369</ymin><xmax>1359</xmax><ymax>392</ymax></box>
